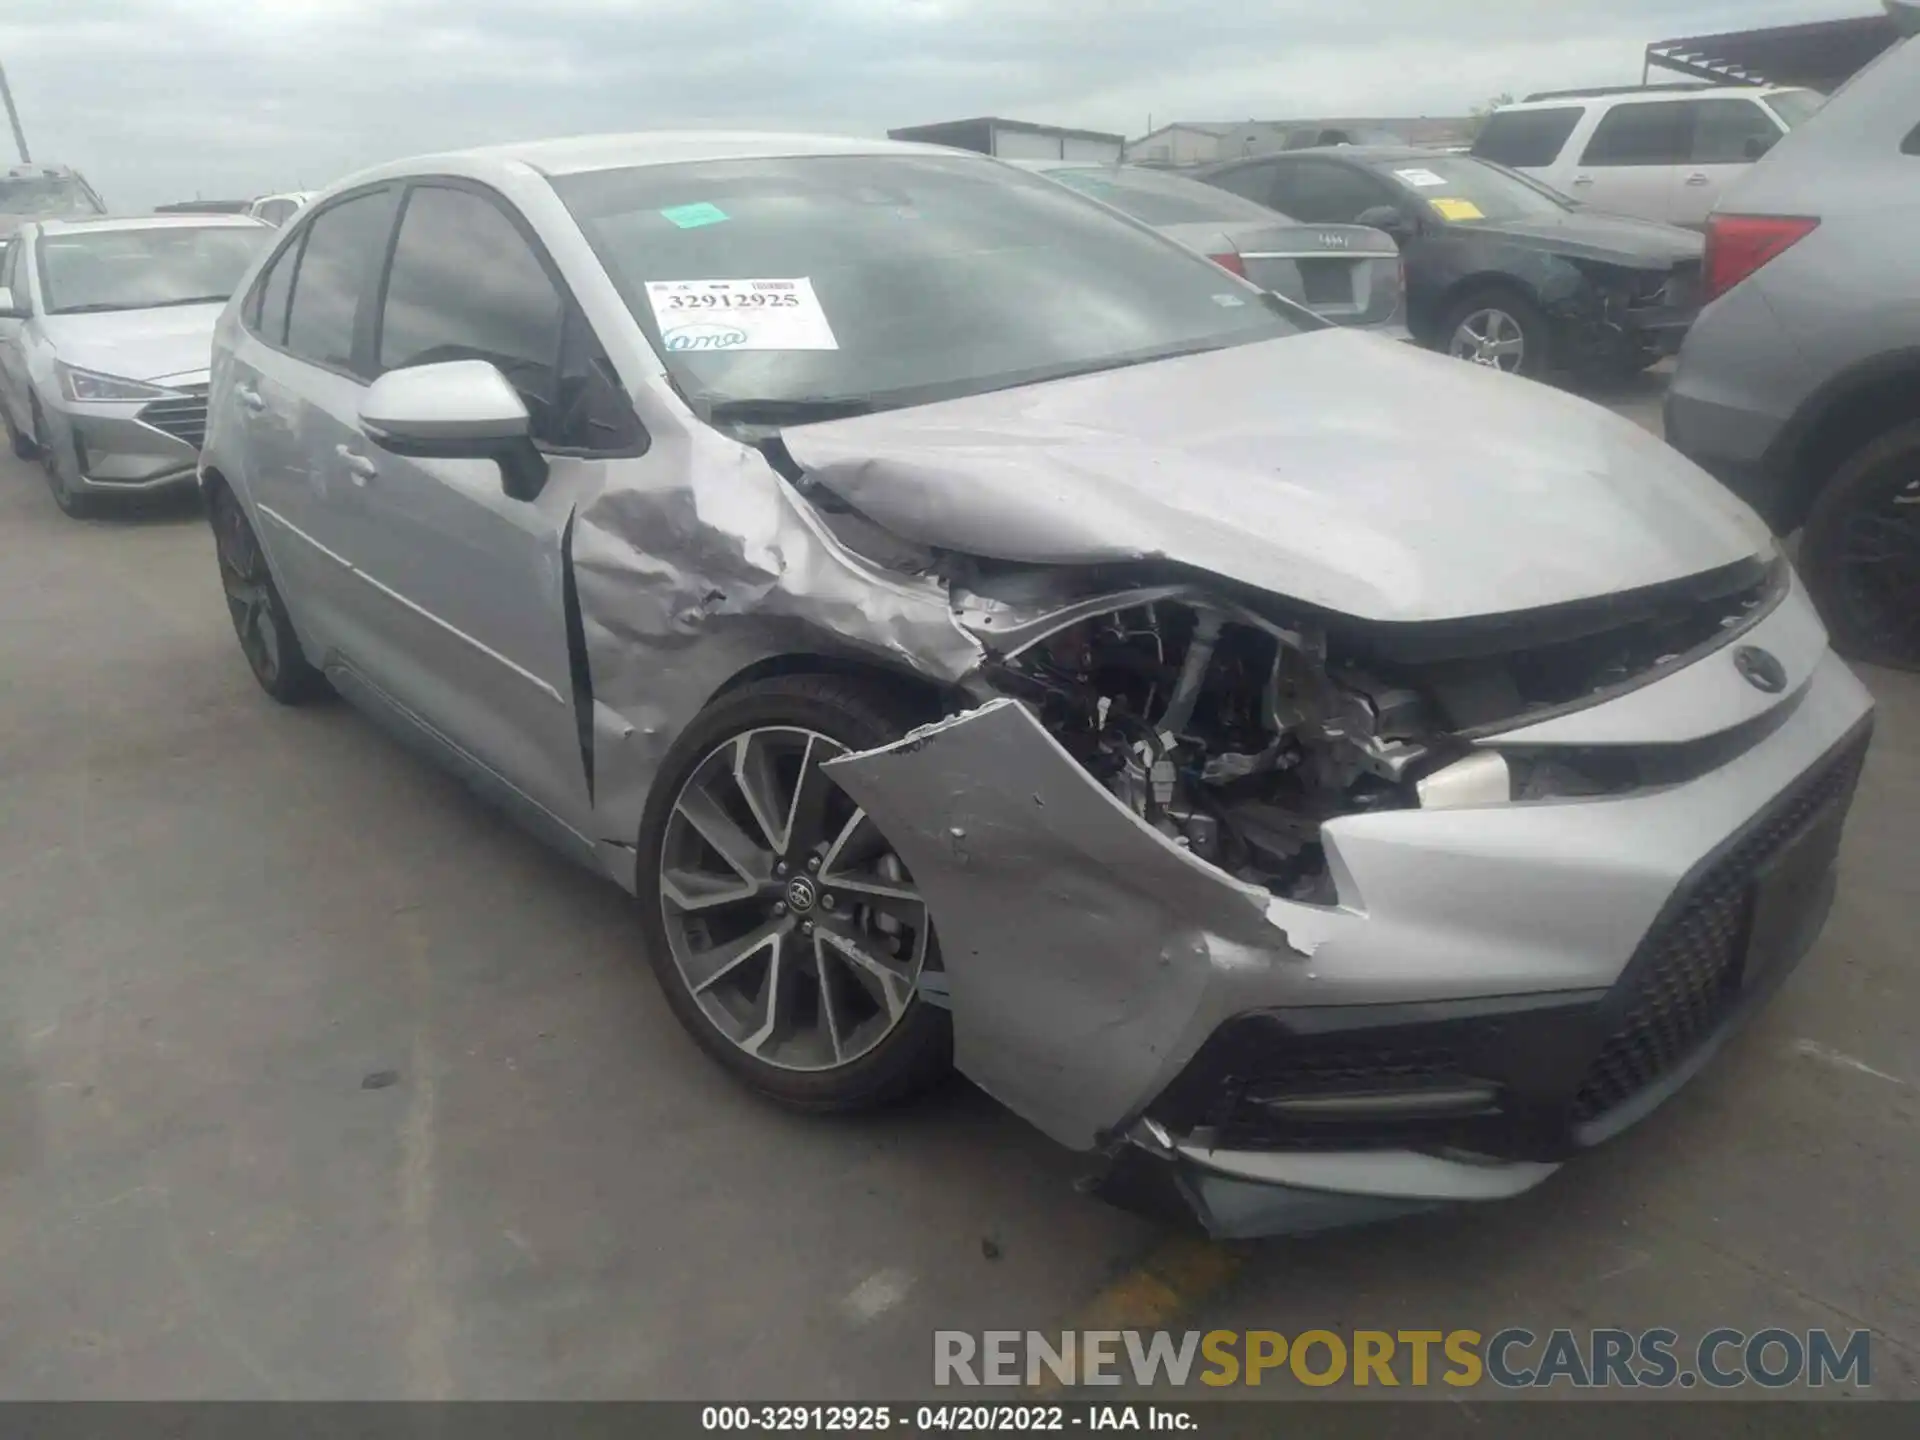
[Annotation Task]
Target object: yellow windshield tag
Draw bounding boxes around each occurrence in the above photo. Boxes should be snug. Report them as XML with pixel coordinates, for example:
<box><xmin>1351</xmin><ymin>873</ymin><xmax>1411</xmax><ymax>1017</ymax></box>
<box><xmin>1430</xmin><ymin>197</ymin><xmax>1485</xmax><ymax>221</ymax></box>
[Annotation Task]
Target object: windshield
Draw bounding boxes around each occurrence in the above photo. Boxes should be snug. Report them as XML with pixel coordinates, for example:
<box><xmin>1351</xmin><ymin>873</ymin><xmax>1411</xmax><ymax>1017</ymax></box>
<box><xmin>37</xmin><ymin>225</ymin><xmax>268</xmax><ymax>314</ymax></box>
<box><xmin>1762</xmin><ymin>89</ymin><xmax>1824</xmax><ymax>128</ymax></box>
<box><xmin>1367</xmin><ymin>154</ymin><xmax>1572</xmax><ymax>223</ymax></box>
<box><xmin>0</xmin><ymin>175</ymin><xmax>102</xmax><ymax>218</ymax></box>
<box><xmin>552</xmin><ymin>153</ymin><xmax>1303</xmax><ymax>426</ymax></box>
<box><xmin>1036</xmin><ymin>165</ymin><xmax>1281</xmax><ymax>226</ymax></box>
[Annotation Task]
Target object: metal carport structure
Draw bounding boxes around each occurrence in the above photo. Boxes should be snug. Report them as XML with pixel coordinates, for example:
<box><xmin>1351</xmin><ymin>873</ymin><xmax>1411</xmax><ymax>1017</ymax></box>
<box><xmin>1643</xmin><ymin>8</ymin><xmax>1903</xmax><ymax>90</ymax></box>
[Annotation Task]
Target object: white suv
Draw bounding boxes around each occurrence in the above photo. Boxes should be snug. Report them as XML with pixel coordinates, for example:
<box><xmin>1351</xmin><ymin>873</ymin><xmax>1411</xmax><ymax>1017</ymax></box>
<box><xmin>1471</xmin><ymin>84</ymin><xmax>1823</xmax><ymax>228</ymax></box>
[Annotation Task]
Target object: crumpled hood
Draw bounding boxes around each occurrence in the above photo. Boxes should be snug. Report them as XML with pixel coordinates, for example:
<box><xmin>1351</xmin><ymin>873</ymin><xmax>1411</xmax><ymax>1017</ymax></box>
<box><xmin>783</xmin><ymin>328</ymin><xmax>1771</xmax><ymax>624</ymax></box>
<box><xmin>1472</xmin><ymin>210</ymin><xmax>1705</xmax><ymax>268</ymax></box>
<box><xmin>39</xmin><ymin>303</ymin><xmax>224</xmax><ymax>384</ymax></box>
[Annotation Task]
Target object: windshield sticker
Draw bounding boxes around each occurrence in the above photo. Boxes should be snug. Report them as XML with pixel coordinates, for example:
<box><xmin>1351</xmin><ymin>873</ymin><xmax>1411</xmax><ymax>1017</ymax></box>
<box><xmin>660</xmin><ymin>202</ymin><xmax>730</xmax><ymax>229</ymax></box>
<box><xmin>644</xmin><ymin>278</ymin><xmax>839</xmax><ymax>351</ymax></box>
<box><xmin>1394</xmin><ymin>168</ymin><xmax>1448</xmax><ymax>188</ymax></box>
<box><xmin>1429</xmin><ymin>197</ymin><xmax>1486</xmax><ymax>221</ymax></box>
<box><xmin>1211</xmin><ymin>293</ymin><xmax>1248</xmax><ymax>307</ymax></box>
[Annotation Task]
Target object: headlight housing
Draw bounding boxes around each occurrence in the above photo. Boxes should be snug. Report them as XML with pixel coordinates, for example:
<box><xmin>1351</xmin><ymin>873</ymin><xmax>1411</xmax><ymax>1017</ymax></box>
<box><xmin>56</xmin><ymin>362</ymin><xmax>172</xmax><ymax>404</ymax></box>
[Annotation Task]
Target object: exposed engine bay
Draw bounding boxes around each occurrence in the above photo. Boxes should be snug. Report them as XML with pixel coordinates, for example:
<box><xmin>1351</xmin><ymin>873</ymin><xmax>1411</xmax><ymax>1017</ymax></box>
<box><xmin>982</xmin><ymin>597</ymin><xmax>1439</xmax><ymax>903</ymax></box>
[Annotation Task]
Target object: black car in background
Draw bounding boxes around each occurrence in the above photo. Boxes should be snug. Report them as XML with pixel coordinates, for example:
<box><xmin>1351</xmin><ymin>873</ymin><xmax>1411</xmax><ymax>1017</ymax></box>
<box><xmin>1197</xmin><ymin>147</ymin><xmax>1703</xmax><ymax>381</ymax></box>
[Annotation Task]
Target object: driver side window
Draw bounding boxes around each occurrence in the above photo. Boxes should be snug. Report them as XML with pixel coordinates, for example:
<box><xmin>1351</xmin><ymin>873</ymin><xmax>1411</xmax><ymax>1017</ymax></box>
<box><xmin>375</xmin><ymin>183</ymin><xmax>641</xmax><ymax>453</ymax></box>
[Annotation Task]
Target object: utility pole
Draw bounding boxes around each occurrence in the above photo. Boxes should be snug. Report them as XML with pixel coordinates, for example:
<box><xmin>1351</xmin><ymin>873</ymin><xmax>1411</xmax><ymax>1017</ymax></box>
<box><xmin>0</xmin><ymin>61</ymin><xmax>29</xmax><ymax>163</ymax></box>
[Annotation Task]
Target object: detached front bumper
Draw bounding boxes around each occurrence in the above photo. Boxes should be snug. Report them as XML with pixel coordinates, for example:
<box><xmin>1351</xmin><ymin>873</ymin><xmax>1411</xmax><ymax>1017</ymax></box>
<box><xmin>823</xmin><ymin>579</ymin><xmax>1874</xmax><ymax>1237</ymax></box>
<box><xmin>41</xmin><ymin>381</ymin><xmax>206</xmax><ymax>493</ymax></box>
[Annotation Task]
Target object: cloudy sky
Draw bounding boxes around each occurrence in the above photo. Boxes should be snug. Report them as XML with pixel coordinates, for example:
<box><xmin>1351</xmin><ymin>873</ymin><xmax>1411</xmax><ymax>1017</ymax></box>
<box><xmin>1</xmin><ymin>0</ymin><xmax>1872</xmax><ymax>209</ymax></box>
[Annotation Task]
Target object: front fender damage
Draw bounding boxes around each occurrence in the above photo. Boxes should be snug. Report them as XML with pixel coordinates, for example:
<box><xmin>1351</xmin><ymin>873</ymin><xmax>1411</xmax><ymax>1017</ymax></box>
<box><xmin>823</xmin><ymin>697</ymin><xmax>1355</xmax><ymax>1153</ymax></box>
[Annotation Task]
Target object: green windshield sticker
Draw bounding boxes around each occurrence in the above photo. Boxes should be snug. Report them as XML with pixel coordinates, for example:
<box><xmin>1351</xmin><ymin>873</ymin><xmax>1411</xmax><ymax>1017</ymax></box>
<box><xmin>660</xmin><ymin>202</ymin><xmax>729</xmax><ymax>229</ymax></box>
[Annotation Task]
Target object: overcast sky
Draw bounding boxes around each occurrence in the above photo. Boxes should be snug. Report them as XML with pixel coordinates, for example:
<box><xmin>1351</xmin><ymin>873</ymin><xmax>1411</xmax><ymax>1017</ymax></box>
<box><xmin>1</xmin><ymin>0</ymin><xmax>1873</xmax><ymax>209</ymax></box>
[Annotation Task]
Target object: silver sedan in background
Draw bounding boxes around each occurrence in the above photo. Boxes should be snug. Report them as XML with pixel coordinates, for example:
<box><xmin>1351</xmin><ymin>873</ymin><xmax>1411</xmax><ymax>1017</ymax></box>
<box><xmin>0</xmin><ymin>214</ymin><xmax>269</xmax><ymax>515</ymax></box>
<box><xmin>1011</xmin><ymin>159</ymin><xmax>1406</xmax><ymax>334</ymax></box>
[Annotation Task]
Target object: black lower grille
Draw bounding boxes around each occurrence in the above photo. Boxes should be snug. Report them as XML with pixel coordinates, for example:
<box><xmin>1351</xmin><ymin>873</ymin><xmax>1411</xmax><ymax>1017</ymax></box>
<box><xmin>1570</xmin><ymin>732</ymin><xmax>1870</xmax><ymax>1122</ymax></box>
<box><xmin>138</xmin><ymin>384</ymin><xmax>209</xmax><ymax>450</ymax></box>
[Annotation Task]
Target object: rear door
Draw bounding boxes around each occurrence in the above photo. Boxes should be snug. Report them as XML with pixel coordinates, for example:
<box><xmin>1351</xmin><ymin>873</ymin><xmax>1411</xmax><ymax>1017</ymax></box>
<box><xmin>1672</xmin><ymin>97</ymin><xmax>1785</xmax><ymax>228</ymax></box>
<box><xmin>0</xmin><ymin>231</ymin><xmax>30</xmax><ymax>433</ymax></box>
<box><xmin>234</xmin><ymin>186</ymin><xmax>403</xmax><ymax>666</ymax></box>
<box><xmin>1570</xmin><ymin>100</ymin><xmax>1691</xmax><ymax>222</ymax></box>
<box><xmin>341</xmin><ymin>179</ymin><xmax>646</xmax><ymax>836</ymax></box>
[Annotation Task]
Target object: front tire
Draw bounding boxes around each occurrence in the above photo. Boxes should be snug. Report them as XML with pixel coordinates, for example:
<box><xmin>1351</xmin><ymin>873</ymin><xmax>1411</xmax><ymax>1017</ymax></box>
<box><xmin>33</xmin><ymin>398</ymin><xmax>93</xmax><ymax>517</ymax></box>
<box><xmin>636</xmin><ymin>675</ymin><xmax>952</xmax><ymax>1112</ymax></box>
<box><xmin>1800</xmin><ymin>420</ymin><xmax>1920</xmax><ymax>670</ymax></box>
<box><xmin>3</xmin><ymin>399</ymin><xmax>35</xmax><ymax>459</ymax></box>
<box><xmin>1439</xmin><ymin>287</ymin><xmax>1550</xmax><ymax>380</ymax></box>
<box><xmin>210</xmin><ymin>485</ymin><xmax>327</xmax><ymax>703</ymax></box>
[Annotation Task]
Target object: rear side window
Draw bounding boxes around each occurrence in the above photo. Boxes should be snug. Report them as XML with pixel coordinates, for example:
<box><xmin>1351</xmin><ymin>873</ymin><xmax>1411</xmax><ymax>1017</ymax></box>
<box><xmin>1265</xmin><ymin>161</ymin><xmax>1390</xmax><ymax>223</ymax></box>
<box><xmin>247</xmin><ymin>240</ymin><xmax>298</xmax><ymax>345</ymax></box>
<box><xmin>284</xmin><ymin>188</ymin><xmax>399</xmax><ymax>376</ymax></box>
<box><xmin>1690</xmin><ymin>99</ymin><xmax>1782</xmax><ymax>163</ymax></box>
<box><xmin>1580</xmin><ymin>101</ymin><xmax>1693</xmax><ymax>166</ymax></box>
<box><xmin>1472</xmin><ymin>108</ymin><xmax>1582</xmax><ymax>168</ymax></box>
<box><xmin>1905</xmin><ymin>123</ymin><xmax>1920</xmax><ymax>156</ymax></box>
<box><xmin>1203</xmin><ymin>163</ymin><xmax>1277</xmax><ymax>208</ymax></box>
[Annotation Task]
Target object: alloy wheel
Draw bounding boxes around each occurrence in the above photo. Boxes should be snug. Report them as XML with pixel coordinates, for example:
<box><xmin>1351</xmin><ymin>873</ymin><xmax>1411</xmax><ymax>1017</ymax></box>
<box><xmin>658</xmin><ymin>726</ymin><xmax>930</xmax><ymax>1072</ymax></box>
<box><xmin>1449</xmin><ymin>308</ymin><xmax>1526</xmax><ymax>372</ymax></box>
<box><xmin>1838</xmin><ymin>470</ymin><xmax>1920</xmax><ymax>661</ymax></box>
<box><xmin>214</xmin><ymin>498</ymin><xmax>283</xmax><ymax>686</ymax></box>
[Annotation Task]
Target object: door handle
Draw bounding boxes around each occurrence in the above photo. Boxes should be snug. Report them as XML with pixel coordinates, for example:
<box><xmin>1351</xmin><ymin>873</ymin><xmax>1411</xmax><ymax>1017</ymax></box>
<box><xmin>1571</xmin><ymin>175</ymin><xmax>1594</xmax><ymax>186</ymax></box>
<box><xmin>1685</xmin><ymin>173</ymin><xmax>1711</xmax><ymax>186</ymax></box>
<box><xmin>336</xmin><ymin>444</ymin><xmax>378</xmax><ymax>485</ymax></box>
<box><xmin>236</xmin><ymin>385</ymin><xmax>267</xmax><ymax>413</ymax></box>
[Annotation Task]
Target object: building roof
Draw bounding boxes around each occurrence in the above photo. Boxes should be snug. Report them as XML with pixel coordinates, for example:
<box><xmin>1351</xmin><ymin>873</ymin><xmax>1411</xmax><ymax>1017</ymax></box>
<box><xmin>1645</xmin><ymin>9</ymin><xmax>1903</xmax><ymax>89</ymax></box>
<box><xmin>888</xmin><ymin>117</ymin><xmax>1126</xmax><ymax>144</ymax></box>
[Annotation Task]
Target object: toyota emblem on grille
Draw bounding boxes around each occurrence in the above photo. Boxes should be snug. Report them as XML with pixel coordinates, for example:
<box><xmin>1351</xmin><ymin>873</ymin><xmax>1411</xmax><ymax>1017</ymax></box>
<box><xmin>1734</xmin><ymin>646</ymin><xmax>1787</xmax><ymax>694</ymax></box>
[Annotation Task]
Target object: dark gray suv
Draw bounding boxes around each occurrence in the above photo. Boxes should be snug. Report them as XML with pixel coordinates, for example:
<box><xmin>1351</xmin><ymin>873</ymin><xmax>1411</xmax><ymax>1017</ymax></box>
<box><xmin>1665</xmin><ymin>1</ymin><xmax>1920</xmax><ymax>667</ymax></box>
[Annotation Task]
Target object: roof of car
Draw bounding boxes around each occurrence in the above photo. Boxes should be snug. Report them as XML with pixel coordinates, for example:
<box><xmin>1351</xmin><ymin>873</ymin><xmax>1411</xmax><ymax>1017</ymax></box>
<box><xmin>1499</xmin><ymin>85</ymin><xmax>1804</xmax><ymax>110</ymax></box>
<box><xmin>1209</xmin><ymin>145</ymin><xmax>1445</xmax><ymax>166</ymax></box>
<box><xmin>37</xmin><ymin>213</ymin><xmax>267</xmax><ymax>234</ymax></box>
<box><xmin>351</xmin><ymin>131</ymin><xmax>956</xmax><ymax>185</ymax></box>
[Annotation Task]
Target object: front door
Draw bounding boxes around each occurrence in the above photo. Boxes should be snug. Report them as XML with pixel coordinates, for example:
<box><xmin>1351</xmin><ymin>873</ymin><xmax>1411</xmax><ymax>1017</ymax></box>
<box><xmin>328</xmin><ymin>180</ymin><xmax>644</xmax><ymax>838</ymax></box>
<box><xmin>1672</xmin><ymin>98</ymin><xmax>1784</xmax><ymax>229</ymax></box>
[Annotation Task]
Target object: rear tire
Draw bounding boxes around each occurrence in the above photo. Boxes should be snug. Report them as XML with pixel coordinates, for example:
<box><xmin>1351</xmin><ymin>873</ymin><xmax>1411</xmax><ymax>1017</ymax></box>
<box><xmin>1438</xmin><ymin>286</ymin><xmax>1551</xmax><ymax>381</ymax></box>
<box><xmin>1800</xmin><ymin>420</ymin><xmax>1920</xmax><ymax>670</ymax></box>
<box><xmin>209</xmin><ymin>485</ymin><xmax>328</xmax><ymax>703</ymax></box>
<box><xmin>636</xmin><ymin>674</ymin><xmax>952</xmax><ymax>1112</ymax></box>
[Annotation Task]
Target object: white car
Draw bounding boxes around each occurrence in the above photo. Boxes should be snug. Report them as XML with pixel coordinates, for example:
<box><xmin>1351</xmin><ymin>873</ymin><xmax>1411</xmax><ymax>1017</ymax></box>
<box><xmin>1470</xmin><ymin>84</ymin><xmax>1822</xmax><ymax>229</ymax></box>
<box><xmin>246</xmin><ymin>191</ymin><xmax>313</xmax><ymax>227</ymax></box>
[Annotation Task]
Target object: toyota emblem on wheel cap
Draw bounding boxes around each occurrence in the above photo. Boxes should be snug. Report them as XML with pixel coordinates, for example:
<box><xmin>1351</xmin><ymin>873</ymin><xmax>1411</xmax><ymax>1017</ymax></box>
<box><xmin>784</xmin><ymin>875</ymin><xmax>818</xmax><ymax>912</ymax></box>
<box><xmin>1734</xmin><ymin>646</ymin><xmax>1788</xmax><ymax>694</ymax></box>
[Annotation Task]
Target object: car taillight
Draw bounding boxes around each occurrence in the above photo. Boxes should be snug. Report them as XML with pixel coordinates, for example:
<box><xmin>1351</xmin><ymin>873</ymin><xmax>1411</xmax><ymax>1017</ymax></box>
<box><xmin>1208</xmin><ymin>252</ymin><xmax>1246</xmax><ymax>277</ymax></box>
<box><xmin>1703</xmin><ymin>214</ymin><xmax>1819</xmax><ymax>302</ymax></box>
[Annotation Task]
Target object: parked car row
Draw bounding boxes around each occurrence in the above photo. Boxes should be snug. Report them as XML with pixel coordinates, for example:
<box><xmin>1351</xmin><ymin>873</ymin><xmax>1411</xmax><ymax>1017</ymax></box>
<box><xmin>0</xmin><ymin>7</ymin><xmax>1907</xmax><ymax>1239</ymax></box>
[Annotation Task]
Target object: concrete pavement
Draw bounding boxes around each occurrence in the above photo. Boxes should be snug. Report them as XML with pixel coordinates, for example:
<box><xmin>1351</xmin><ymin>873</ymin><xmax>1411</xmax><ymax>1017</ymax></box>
<box><xmin>0</xmin><ymin>397</ymin><xmax>1914</xmax><ymax>1399</ymax></box>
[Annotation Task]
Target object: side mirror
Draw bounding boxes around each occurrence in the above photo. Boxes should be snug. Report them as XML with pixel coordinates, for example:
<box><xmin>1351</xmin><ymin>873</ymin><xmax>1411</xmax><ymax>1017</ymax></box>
<box><xmin>0</xmin><ymin>286</ymin><xmax>27</xmax><ymax>321</ymax></box>
<box><xmin>1355</xmin><ymin>205</ymin><xmax>1414</xmax><ymax>241</ymax></box>
<box><xmin>360</xmin><ymin>359</ymin><xmax>548</xmax><ymax>501</ymax></box>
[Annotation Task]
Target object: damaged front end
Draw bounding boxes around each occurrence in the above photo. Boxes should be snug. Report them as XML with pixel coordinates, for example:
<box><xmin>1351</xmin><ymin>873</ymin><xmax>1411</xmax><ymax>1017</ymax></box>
<box><xmin>819</xmin><ymin>548</ymin><xmax>1872</xmax><ymax>1237</ymax></box>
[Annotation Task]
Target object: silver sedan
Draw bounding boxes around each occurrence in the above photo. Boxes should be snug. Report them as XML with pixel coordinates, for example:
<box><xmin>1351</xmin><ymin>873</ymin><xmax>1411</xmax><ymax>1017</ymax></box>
<box><xmin>197</xmin><ymin>132</ymin><xmax>1871</xmax><ymax>1238</ymax></box>
<box><xmin>0</xmin><ymin>214</ymin><xmax>268</xmax><ymax>515</ymax></box>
